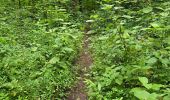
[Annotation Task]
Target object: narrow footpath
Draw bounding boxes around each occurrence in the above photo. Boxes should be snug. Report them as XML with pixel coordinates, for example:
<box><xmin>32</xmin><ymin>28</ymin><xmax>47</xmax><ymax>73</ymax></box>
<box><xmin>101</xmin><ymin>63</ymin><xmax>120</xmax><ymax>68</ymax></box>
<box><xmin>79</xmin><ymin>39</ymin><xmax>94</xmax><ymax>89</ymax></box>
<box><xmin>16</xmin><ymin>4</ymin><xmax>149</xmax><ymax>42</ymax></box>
<box><xmin>67</xmin><ymin>25</ymin><xmax>93</xmax><ymax>100</ymax></box>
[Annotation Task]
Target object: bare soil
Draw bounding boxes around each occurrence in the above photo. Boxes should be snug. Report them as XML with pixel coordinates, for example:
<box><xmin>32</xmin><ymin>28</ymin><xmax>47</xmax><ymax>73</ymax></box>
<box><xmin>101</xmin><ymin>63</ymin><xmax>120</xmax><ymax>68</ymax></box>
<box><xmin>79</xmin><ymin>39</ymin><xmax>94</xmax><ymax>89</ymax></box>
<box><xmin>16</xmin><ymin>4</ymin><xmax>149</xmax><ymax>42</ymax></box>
<box><xmin>66</xmin><ymin>31</ymin><xmax>92</xmax><ymax>100</ymax></box>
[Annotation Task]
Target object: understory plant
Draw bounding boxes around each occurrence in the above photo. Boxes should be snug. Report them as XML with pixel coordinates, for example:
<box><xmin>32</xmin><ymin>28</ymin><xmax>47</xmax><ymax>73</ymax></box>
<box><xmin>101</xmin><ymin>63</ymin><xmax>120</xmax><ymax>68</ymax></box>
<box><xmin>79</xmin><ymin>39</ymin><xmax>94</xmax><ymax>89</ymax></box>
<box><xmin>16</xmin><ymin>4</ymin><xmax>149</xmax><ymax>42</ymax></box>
<box><xmin>0</xmin><ymin>0</ymin><xmax>83</xmax><ymax>99</ymax></box>
<box><xmin>86</xmin><ymin>0</ymin><xmax>170</xmax><ymax>100</ymax></box>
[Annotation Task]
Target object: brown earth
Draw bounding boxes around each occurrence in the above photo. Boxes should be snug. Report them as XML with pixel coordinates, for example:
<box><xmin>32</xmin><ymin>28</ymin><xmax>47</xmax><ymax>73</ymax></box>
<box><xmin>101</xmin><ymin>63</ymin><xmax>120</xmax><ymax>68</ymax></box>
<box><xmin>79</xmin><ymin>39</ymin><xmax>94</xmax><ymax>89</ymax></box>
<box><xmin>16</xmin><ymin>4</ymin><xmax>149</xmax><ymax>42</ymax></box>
<box><xmin>66</xmin><ymin>30</ymin><xmax>93</xmax><ymax>100</ymax></box>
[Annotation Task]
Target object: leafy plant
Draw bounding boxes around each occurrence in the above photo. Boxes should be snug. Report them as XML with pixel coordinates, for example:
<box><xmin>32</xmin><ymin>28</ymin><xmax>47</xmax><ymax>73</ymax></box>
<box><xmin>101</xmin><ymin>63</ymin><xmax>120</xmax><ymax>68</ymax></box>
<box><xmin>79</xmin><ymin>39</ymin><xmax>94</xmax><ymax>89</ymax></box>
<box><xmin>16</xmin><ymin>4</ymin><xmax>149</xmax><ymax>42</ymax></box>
<box><xmin>0</xmin><ymin>0</ymin><xmax>83</xmax><ymax>99</ymax></box>
<box><xmin>86</xmin><ymin>0</ymin><xmax>170</xmax><ymax>99</ymax></box>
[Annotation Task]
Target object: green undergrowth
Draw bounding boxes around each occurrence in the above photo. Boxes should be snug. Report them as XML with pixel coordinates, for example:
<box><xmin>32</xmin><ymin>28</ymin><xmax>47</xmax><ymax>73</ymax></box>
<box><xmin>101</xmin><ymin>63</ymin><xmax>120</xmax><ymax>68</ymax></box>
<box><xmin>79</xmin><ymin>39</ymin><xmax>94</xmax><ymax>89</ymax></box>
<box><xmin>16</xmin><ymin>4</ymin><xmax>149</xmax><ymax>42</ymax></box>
<box><xmin>0</xmin><ymin>1</ymin><xmax>83</xmax><ymax>99</ymax></box>
<box><xmin>86</xmin><ymin>0</ymin><xmax>170</xmax><ymax>100</ymax></box>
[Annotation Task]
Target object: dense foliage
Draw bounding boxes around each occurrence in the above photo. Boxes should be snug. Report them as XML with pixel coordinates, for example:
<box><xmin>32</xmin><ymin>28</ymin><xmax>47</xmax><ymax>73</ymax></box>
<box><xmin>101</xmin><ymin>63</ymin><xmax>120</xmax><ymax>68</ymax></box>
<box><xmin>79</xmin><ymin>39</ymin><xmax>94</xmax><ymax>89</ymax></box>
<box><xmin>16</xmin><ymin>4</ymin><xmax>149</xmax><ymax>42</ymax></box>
<box><xmin>86</xmin><ymin>0</ymin><xmax>170</xmax><ymax>100</ymax></box>
<box><xmin>0</xmin><ymin>0</ymin><xmax>83</xmax><ymax>99</ymax></box>
<box><xmin>1</xmin><ymin>0</ymin><xmax>170</xmax><ymax>100</ymax></box>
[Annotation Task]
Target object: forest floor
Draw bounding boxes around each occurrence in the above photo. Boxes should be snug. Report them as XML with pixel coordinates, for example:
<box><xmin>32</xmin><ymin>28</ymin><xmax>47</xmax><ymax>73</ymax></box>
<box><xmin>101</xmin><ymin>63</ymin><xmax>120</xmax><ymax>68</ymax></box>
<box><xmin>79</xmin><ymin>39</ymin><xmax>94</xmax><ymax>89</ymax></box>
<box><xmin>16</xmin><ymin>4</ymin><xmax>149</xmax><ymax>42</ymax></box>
<box><xmin>66</xmin><ymin>28</ymin><xmax>93</xmax><ymax>100</ymax></box>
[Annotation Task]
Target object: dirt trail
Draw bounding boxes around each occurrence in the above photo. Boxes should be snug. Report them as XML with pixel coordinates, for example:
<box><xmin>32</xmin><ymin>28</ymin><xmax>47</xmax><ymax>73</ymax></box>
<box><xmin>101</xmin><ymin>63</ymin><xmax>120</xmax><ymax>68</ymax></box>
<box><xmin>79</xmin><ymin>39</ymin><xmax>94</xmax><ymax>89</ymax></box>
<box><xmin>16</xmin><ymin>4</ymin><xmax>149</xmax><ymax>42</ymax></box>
<box><xmin>66</xmin><ymin>28</ymin><xmax>92</xmax><ymax>100</ymax></box>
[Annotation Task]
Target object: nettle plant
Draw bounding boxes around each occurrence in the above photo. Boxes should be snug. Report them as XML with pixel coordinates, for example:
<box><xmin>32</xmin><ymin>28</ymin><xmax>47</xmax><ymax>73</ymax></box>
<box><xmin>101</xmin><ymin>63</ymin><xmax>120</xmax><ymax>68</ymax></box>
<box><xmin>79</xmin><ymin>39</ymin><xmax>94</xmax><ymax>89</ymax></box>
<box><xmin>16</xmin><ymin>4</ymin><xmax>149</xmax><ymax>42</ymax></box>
<box><xmin>86</xmin><ymin>0</ymin><xmax>170</xmax><ymax>100</ymax></box>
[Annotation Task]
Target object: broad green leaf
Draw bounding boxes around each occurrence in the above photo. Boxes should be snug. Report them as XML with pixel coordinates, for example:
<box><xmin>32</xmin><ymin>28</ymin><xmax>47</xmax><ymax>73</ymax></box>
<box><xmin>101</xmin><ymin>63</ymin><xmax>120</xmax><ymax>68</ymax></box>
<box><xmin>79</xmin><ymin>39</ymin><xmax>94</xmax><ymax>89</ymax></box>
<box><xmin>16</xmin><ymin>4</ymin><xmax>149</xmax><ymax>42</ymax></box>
<box><xmin>131</xmin><ymin>88</ymin><xmax>160</xmax><ymax>100</ymax></box>
<box><xmin>86</xmin><ymin>30</ymin><xmax>95</xmax><ymax>35</ymax></box>
<box><xmin>138</xmin><ymin>77</ymin><xmax>152</xmax><ymax>89</ymax></box>
<box><xmin>63</xmin><ymin>47</ymin><xmax>74</xmax><ymax>53</ymax></box>
<box><xmin>90</xmin><ymin>14</ymin><xmax>99</xmax><ymax>19</ymax></box>
<box><xmin>102</xmin><ymin>4</ymin><xmax>113</xmax><ymax>10</ymax></box>
<box><xmin>31</xmin><ymin>47</ymin><xmax>38</xmax><ymax>52</ymax></box>
<box><xmin>49</xmin><ymin>57</ymin><xmax>59</xmax><ymax>64</ymax></box>
<box><xmin>123</xmin><ymin>33</ymin><xmax>130</xmax><ymax>38</ymax></box>
<box><xmin>115</xmin><ymin>77</ymin><xmax>123</xmax><ymax>85</ymax></box>
<box><xmin>131</xmin><ymin>88</ymin><xmax>150</xmax><ymax>100</ymax></box>
<box><xmin>160</xmin><ymin>12</ymin><xmax>169</xmax><ymax>17</ymax></box>
<box><xmin>149</xmin><ymin>93</ymin><xmax>160</xmax><ymax>100</ymax></box>
<box><xmin>150</xmin><ymin>22</ymin><xmax>160</xmax><ymax>28</ymax></box>
<box><xmin>154</xmin><ymin>7</ymin><xmax>164</xmax><ymax>11</ymax></box>
<box><xmin>122</xmin><ymin>15</ymin><xmax>133</xmax><ymax>19</ymax></box>
<box><xmin>151</xmin><ymin>84</ymin><xmax>163</xmax><ymax>91</ymax></box>
<box><xmin>138</xmin><ymin>77</ymin><xmax>148</xmax><ymax>84</ymax></box>
<box><xmin>142</xmin><ymin>7</ymin><xmax>153</xmax><ymax>13</ymax></box>
<box><xmin>147</xmin><ymin>57</ymin><xmax>157</xmax><ymax>64</ymax></box>
<box><xmin>160</xmin><ymin>58</ymin><xmax>169</xmax><ymax>65</ymax></box>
